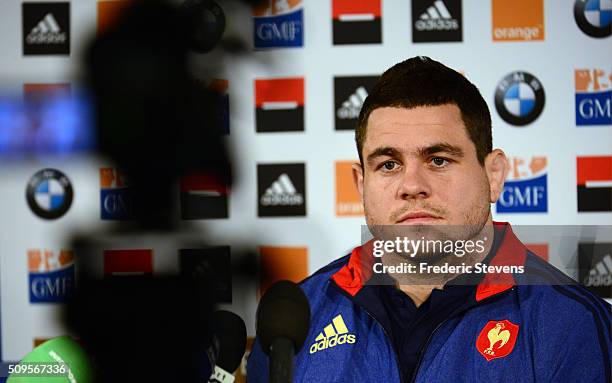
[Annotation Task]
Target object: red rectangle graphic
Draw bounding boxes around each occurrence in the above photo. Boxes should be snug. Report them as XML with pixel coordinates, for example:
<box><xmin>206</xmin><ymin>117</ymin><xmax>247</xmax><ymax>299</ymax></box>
<box><xmin>104</xmin><ymin>249</ymin><xmax>153</xmax><ymax>275</ymax></box>
<box><xmin>332</xmin><ymin>0</ymin><xmax>381</xmax><ymax>19</ymax></box>
<box><xmin>255</xmin><ymin>78</ymin><xmax>304</xmax><ymax>107</ymax></box>
<box><xmin>577</xmin><ymin>156</ymin><xmax>612</xmax><ymax>186</ymax></box>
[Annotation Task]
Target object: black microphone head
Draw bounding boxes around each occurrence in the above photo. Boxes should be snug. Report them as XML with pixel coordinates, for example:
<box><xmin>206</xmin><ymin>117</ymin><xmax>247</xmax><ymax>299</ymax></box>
<box><xmin>182</xmin><ymin>0</ymin><xmax>226</xmax><ymax>53</ymax></box>
<box><xmin>212</xmin><ymin>310</ymin><xmax>247</xmax><ymax>373</ymax></box>
<box><xmin>256</xmin><ymin>280</ymin><xmax>311</xmax><ymax>356</ymax></box>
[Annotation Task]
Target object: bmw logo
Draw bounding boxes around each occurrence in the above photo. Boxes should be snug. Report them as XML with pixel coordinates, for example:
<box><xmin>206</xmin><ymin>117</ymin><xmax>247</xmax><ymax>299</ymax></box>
<box><xmin>494</xmin><ymin>71</ymin><xmax>545</xmax><ymax>126</ymax></box>
<box><xmin>574</xmin><ymin>0</ymin><xmax>612</xmax><ymax>38</ymax></box>
<box><xmin>26</xmin><ymin>168</ymin><xmax>73</xmax><ymax>220</ymax></box>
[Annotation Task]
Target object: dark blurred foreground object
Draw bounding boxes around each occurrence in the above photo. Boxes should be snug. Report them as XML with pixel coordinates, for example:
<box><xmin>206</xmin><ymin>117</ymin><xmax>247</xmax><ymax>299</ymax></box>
<box><xmin>208</xmin><ymin>310</ymin><xmax>247</xmax><ymax>383</ymax></box>
<box><xmin>66</xmin><ymin>276</ymin><xmax>216</xmax><ymax>383</ymax></box>
<box><xmin>256</xmin><ymin>280</ymin><xmax>310</xmax><ymax>383</ymax></box>
<box><xmin>86</xmin><ymin>0</ymin><xmax>231</xmax><ymax>229</ymax></box>
<box><xmin>68</xmin><ymin>1</ymin><xmax>261</xmax><ymax>381</ymax></box>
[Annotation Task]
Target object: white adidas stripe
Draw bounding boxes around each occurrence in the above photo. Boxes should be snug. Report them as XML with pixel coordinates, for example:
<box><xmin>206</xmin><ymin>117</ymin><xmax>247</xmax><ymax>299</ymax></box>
<box><xmin>278</xmin><ymin>173</ymin><xmax>297</xmax><ymax>193</ymax></box>
<box><xmin>434</xmin><ymin>0</ymin><xmax>452</xmax><ymax>18</ymax></box>
<box><xmin>589</xmin><ymin>254</ymin><xmax>612</xmax><ymax>276</ymax></box>
<box><xmin>345</xmin><ymin>87</ymin><xmax>368</xmax><ymax>107</ymax></box>
<box><xmin>44</xmin><ymin>13</ymin><xmax>61</xmax><ymax>32</ymax></box>
<box><xmin>264</xmin><ymin>173</ymin><xmax>298</xmax><ymax>196</ymax></box>
<box><xmin>420</xmin><ymin>0</ymin><xmax>452</xmax><ymax>20</ymax></box>
<box><xmin>31</xmin><ymin>13</ymin><xmax>61</xmax><ymax>34</ymax></box>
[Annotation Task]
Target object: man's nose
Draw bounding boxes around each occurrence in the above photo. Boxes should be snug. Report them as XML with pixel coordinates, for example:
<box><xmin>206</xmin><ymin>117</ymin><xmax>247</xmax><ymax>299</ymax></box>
<box><xmin>397</xmin><ymin>163</ymin><xmax>431</xmax><ymax>200</ymax></box>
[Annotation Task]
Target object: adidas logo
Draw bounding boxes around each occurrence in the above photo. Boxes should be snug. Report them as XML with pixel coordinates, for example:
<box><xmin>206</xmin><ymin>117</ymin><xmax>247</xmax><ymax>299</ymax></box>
<box><xmin>27</xmin><ymin>13</ymin><xmax>66</xmax><ymax>44</ymax></box>
<box><xmin>337</xmin><ymin>86</ymin><xmax>368</xmax><ymax>120</ymax></box>
<box><xmin>415</xmin><ymin>0</ymin><xmax>459</xmax><ymax>31</ymax></box>
<box><xmin>584</xmin><ymin>254</ymin><xmax>612</xmax><ymax>287</ymax></box>
<box><xmin>309</xmin><ymin>314</ymin><xmax>356</xmax><ymax>354</ymax></box>
<box><xmin>260</xmin><ymin>173</ymin><xmax>303</xmax><ymax>206</ymax></box>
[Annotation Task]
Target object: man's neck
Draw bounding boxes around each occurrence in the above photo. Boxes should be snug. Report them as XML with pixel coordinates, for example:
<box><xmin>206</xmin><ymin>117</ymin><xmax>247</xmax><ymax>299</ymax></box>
<box><xmin>397</xmin><ymin>284</ymin><xmax>443</xmax><ymax>308</ymax></box>
<box><xmin>394</xmin><ymin>221</ymin><xmax>496</xmax><ymax>307</ymax></box>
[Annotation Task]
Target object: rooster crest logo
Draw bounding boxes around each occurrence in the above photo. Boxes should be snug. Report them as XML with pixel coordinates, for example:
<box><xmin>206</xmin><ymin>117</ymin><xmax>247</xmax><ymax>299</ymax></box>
<box><xmin>476</xmin><ymin>320</ymin><xmax>519</xmax><ymax>362</ymax></box>
<box><xmin>484</xmin><ymin>322</ymin><xmax>510</xmax><ymax>356</ymax></box>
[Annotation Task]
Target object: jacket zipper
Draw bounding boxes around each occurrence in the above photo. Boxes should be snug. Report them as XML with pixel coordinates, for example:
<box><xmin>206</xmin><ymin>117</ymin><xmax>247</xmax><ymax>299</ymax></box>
<box><xmin>408</xmin><ymin>287</ymin><xmax>516</xmax><ymax>383</ymax></box>
<box><xmin>329</xmin><ymin>282</ymin><xmax>406</xmax><ymax>383</ymax></box>
<box><xmin>361</xmin><ymin>306</ymin><xmax>406</xmax><ymax>383</ymax></box>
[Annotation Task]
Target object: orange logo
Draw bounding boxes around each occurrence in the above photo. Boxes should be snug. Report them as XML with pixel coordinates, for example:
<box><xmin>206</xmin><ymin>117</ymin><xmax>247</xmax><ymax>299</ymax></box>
<box><xmin>28</xmin><ymin>249</ymin><xmax>73</xmax><ymax>272</ymax></box>
<box><xmin>575</xmin><ymin>69</ymin><xmax>612</xmax><ymax>92</ymax></box>
<box><xmin>259</xmin><ymin>246</ymin><xmax>308</xmax><ymax>297</ymax></box>
<box><xmin>492</xmin><ymin>0</ymin><xmax>544</xmax><ymax>41</ymax></box>
<box><xmin>100</xmin><ymin>168</ymin><xmax>129</xmax><ymax>188</ymax></box>
<box><xmin>476</xmin><ymin>320</ymin><xmax>519</xmax><ymax>361</ymax></box>
<box><xmin>335</xmin><ymin>161</ymin><xmax>363</xmax><ymax>216</ymax></box>
<box><xmin>253</xmin><ymin>0</ymin><xmax>301</xmax><ymax>17</ymax></box>
<box><xmin>506</xmin><ymin>156</ymin><xmax>547</xmax><ymax>180</ymax></box>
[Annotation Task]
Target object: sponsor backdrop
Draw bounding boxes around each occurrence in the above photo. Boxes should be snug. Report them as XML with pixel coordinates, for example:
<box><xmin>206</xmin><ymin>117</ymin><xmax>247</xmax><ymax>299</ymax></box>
<box><xmin>0</xmin><ymin>0</ymin><xmax>611</xmax><ymax>379</ymax></box>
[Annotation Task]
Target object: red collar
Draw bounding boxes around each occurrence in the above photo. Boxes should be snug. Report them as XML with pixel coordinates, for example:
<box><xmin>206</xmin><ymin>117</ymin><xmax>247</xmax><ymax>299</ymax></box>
<box><xmin>331</xmin><ymin>222</ymin><xmax>527</xmax><ymax>301</ymax></box>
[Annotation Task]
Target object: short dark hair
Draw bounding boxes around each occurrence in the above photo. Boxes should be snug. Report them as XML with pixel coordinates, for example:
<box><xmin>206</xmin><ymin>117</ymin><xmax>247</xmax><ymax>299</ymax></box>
<box><xmin>356</xmin><ymin>56</ymin><xmax>492</xmax><ymax>165</ymax></box>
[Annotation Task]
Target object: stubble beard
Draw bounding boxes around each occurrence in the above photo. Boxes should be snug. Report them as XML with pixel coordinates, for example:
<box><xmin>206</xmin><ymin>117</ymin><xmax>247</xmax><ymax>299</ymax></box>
<box><xmin>365</xmin><ymin>189</ymin><xmax>492</xmax><ymax>285</ymax></box>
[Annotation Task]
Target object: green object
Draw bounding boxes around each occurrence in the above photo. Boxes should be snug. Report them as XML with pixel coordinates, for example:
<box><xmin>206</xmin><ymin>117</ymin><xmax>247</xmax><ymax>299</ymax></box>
<box><xmin>7</xmin><ymin>336</ymin><xmax>93</xmax><ymax>383</ymax></box>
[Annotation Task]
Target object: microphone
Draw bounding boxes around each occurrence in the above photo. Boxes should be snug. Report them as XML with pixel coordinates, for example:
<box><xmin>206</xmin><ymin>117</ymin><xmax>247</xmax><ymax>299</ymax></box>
<box><xmin>256</xmin><ymin>280</ymin><xmax>310</xmax><ymax>383</ymax></box>
<box><xmin>182</xmin><ymin>0</ymin><xmax>226</xmax><ymax>53</ymax></box>
<box><xmin>7</xmin><ymin>336</ymin><xmax>93</xmax><ymax>383</ymax></box>
<box><xmin>207</xmin><ymin>310</ymin><xmax>247</xmax><ymax>383</ymax></box>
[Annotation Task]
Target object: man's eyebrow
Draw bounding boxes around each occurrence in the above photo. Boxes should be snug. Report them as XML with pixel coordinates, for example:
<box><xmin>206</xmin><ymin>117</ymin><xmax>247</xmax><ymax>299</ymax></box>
<box><xmin>419</xmin><ymin>143</ymin><xmax>464</xmax><ymax>158</ymax></box>
<box><xmin>365</xmin><ymin>143</ymin><xmax>465</xmax><ymax>165</ymax></box>
<box><xmin>366</xmin><ymin>147</ymin><xmax>402</xmax><ymax>165</ymax></box>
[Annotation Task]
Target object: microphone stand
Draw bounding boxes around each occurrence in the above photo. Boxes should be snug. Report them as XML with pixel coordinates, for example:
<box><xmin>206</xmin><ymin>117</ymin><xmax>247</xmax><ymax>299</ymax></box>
<box><xmin>269</xmin><ymin>338</ymin><xmax>294</xmax><ymax>383</ymax></box>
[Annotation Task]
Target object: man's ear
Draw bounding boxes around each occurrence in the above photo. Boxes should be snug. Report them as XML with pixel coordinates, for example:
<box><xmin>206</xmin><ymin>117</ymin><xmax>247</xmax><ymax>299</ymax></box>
<box><xmin>352</xmin><ymin>162</ymin><xmax>364</xmax><ymax>201</ymax></box>
<box><xmin>485</xmin><ymin>149</ymin><xmax>509</xmax><ymax>203</ymax></box>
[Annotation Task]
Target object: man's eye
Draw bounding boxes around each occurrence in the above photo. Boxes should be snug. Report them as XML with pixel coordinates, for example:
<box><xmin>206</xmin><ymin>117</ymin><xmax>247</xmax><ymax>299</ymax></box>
<box><xmin>382</xmin><ymin>161</ymin><xmax>397</xmax><ymax>170</ymax></box>
<box><xmin>431</xmin><ymin>157</ymin><xmax>448</xmax><ymax>167</ymax></box>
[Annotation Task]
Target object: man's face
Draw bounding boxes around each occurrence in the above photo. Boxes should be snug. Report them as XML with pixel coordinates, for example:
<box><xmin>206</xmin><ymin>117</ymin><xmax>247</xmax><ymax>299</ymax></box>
<box><xmin>353</xmin><ymin>104</ymin><xmax>505</xmax><ymax>243</ymax></box>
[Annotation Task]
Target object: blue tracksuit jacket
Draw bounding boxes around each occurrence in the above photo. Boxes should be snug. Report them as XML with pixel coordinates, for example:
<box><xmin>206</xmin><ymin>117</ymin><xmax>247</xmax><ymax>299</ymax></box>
<box><xmin>248</xmin><ymin>223</ymin><xmax>612</xmax><ymax>382</ymax></box>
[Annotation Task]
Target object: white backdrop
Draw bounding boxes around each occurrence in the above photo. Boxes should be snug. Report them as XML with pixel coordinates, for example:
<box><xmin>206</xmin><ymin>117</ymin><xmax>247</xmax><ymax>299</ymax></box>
<box><xmin>0</xmin><ymin>0</ymin><xmax>611</xmax><ymax>365</ymax></box>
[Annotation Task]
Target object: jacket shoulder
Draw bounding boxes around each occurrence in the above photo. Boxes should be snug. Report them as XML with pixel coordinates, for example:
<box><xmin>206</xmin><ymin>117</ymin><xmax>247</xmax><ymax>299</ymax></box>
<box><xmin>299</xmin><ymin>253</ymin><xmax>350</xmax><ymax>291</ymax></box>
<box><xmin>519</xmin><ymin>252</ymin><xmax>611</xmax><ymax>318</ymax></box>
<box><xmin>517</xmin><ymin>252</ymin><xmax>611</xmax><ymax>381</ymax></box>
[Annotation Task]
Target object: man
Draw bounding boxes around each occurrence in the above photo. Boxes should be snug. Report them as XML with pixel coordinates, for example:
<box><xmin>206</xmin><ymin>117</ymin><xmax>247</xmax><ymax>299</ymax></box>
<box><xmin>247</xmin><ymin>57</ymin><xmax>611</xmax><ymax>382</ymax></box>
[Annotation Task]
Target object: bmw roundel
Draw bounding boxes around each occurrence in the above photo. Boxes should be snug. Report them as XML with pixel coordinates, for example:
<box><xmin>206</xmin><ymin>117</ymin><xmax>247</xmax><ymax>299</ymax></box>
<box><xmin>494</xmin><ymin>71</ymin><xmax>545</xmax><ymax>126</ymax></box>
<box><xmin>574</xmin><ymin>0</ymin><xmax>612</xmax><ymax>38</ymax></box>
<box><xmin>26</xmin><ymin>168</ymin><xmax>73</xmax><ymax>219</ymax></box>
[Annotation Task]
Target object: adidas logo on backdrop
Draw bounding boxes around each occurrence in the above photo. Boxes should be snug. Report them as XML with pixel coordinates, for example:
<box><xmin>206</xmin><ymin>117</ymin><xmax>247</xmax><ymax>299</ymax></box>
<box><xmin>309</xmin><ymin>314</ymin><xmax>356</xmax><ymax>354</ymax></box>
<box><xmin>584</xmin><ymin>253</ymin><xmax>612</xmax><ymax>287</ymax></box>
<box><xmin>337</xmin><ymin>86</ymin><xmax>368</xmax><ymax>120</ymax></box>
<box><xmin>257</xmin><ymin>164</ymin><xmax>306</xmax><ymax>217</ymax></box>
<box><xmin>22</xmin><ymin>2</ymin><xmax>70</xmax><ymax>55</ymax></box>
<box><xmin>579</xmin><ymin>243</ymin><xmax>612</xmax><ymax>298</ymax></box>
<box><xmin>261</xmin><ymin>173</ymin><xmax>303</xmax><ymax>206</ymax></box>
<box><xmin>334</xmin><ymin>76</ymin><xmax>378</xmax><ymax>130</ymax></box>
<box><xmin>27</xmin><ymin>13</ymin><xmax>66</xmax><ymax>44</ymax></box>
<box><xmin>415</xmin><ymin>0</ymin><xmax>459</xmax><ymax>31</ymax></box>
<box><xmin>411</xmin><ymin>0</ymin><xmax>462</xmax><ymax>42</ymax></box>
